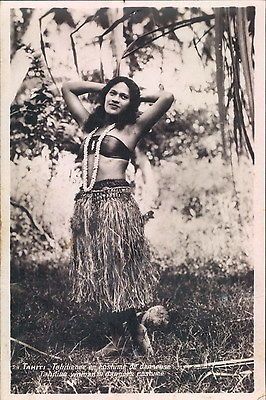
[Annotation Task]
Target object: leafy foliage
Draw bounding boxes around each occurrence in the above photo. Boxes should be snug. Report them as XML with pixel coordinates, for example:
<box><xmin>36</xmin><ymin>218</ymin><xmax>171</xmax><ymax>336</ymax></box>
<box><xmin>139</xmin><ymin>108</ymin><xmax>221</xmax><ymax>165</ymax></box>
<box><xmin>10</xmin><ymin>60</ymin><xmax>79</xmax><ymax>163</ymax></box>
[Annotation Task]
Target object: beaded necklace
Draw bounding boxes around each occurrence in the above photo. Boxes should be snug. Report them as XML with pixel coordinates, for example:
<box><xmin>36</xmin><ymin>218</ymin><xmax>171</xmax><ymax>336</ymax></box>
<box><xmin>82</xmin><ymin>123</ymin><xmax>116</xmax><ymax>192</ymax></box>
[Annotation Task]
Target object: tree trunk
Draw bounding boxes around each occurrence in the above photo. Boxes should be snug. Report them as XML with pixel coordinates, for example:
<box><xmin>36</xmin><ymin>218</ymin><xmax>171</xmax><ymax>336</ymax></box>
<box><xmin>10</xmin><ymin>9</ymin><xmax>43</xmax><ymax>103</ymax></box>
<box><xmin>106</xmin><ymin>8</ymin><xmax>127</xmax><ymax>76</ymax></box>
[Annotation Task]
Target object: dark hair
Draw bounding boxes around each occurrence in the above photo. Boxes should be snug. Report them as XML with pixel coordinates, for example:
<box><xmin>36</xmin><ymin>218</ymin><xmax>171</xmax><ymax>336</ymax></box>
<box><xmin>83</xmin><ymin>76</ymin><xmax>141</xmax><ymax>133</ymax></box>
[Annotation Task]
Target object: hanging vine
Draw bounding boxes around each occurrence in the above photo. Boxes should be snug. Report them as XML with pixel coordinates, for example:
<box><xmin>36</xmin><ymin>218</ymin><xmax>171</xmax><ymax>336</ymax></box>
<box><xmin>215</xmin><ymin>7</ymin><xmax>255</xmax><ymax>163</ymax></box>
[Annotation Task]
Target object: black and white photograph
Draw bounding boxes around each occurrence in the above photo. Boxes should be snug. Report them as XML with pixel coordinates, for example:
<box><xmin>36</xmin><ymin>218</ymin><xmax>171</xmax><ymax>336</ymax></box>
<box><xmin>1</xmin><ymin>1</ymin><xmax>265</xmax><ymax>397</ymax></box>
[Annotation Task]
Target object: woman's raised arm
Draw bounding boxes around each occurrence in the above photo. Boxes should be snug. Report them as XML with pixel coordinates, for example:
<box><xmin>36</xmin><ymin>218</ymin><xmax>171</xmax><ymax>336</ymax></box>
<box><xmin>136</xmin><ymin>90</ymin><xmax>174</xmax><ymax>135</ymax></box>
<box><xmin>62</xmin><ymin>81</ymin><xmax>105</xmax><ymax>127</ymax></box>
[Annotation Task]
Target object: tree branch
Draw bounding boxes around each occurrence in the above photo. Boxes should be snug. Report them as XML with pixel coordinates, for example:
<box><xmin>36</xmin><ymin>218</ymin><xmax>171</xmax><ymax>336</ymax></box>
<box><xmin>39</xmin><ymin>10</ymin><xmax>60</xmax><ymax>94</ymax></box>
<box><xmin>10</xmin><ymin>199</ymin><xmax>55</xmax><ymax>248</ymax></box>
<box><xmin>11</xmin><ymin>337</ymin><xmax>61</xmax><ymax>360</ymax></box>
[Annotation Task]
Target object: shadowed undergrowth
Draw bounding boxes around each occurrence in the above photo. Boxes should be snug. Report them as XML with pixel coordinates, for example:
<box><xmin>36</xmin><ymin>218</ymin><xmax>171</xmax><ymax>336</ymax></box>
<box><xmin>11</xmin><ymin>258</ymin><xmax>253</xmax><ymax>394</ymax></box>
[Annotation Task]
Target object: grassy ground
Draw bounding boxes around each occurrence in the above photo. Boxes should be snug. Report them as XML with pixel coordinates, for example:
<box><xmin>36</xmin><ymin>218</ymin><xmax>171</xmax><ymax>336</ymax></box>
<box><xmin>11</xmin><ymin>257</ymin><xmax>253</xmax><ymax>394</ymax></box>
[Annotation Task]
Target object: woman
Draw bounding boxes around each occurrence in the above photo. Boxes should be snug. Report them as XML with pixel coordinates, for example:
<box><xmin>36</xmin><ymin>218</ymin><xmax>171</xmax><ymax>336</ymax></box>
<box><xmin>62</xmin><ymin>76</ymin><xmax>174</xmax><ymax>356</ymax></box>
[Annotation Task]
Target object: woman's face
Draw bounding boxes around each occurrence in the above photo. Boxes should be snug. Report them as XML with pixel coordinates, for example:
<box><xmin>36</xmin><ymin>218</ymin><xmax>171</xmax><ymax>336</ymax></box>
<box><xmin>104</xmin><ymin>82</ymin><xmax>131</xmax><ymax>116</ymax></box>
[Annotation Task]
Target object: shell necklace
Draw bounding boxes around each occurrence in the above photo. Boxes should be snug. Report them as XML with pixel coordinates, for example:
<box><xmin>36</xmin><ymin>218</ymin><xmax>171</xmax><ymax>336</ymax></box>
<box><xmin>82</xmin><ymin>123</ymin><xmax>116</xmax><ymax>192</ymax></box>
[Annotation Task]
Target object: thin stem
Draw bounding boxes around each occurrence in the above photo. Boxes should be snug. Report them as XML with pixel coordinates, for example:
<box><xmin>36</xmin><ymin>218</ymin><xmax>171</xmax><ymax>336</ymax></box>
<box><xmin>11</xmin><ymin>337</ymin><xmax>62</xmax><ymax>360</ymax></box>
<box><xmin>183</xmin><ymin>357</ymin><xmax>254</xmax><ymax>370</ymax></box>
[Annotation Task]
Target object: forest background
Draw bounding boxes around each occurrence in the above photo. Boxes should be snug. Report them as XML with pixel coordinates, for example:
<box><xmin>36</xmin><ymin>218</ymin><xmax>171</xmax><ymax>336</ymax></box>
<box><xmin>5</xmin><ymin>4</ymin><xmax>259</xmax><ymax>395</ymax></box>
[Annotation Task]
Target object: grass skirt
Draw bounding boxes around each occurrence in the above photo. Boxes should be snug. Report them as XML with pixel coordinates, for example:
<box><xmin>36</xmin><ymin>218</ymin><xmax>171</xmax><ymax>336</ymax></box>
<box><xmin>70</xmin><ymin>180</ymin><xmax>158</xmax><ymax>312</ymax></box>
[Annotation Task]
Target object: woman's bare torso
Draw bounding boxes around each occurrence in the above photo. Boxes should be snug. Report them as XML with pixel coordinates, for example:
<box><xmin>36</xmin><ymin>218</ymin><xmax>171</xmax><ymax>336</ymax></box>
<box><xmin>87</xmin><ymin>154</ymin><xmax>128</xmax><ymax>181</ymax></box>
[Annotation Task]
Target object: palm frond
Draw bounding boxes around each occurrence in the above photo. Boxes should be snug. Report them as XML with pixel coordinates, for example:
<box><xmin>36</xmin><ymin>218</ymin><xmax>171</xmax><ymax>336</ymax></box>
<box><xmin>214</xmin><ymin>9</ymin><xmax>228</xmax><ymax>160</ymax></box>
<box><xmin>236</xmin><ymin>8</ymin><xmax>254</xmax><ymax>134</ymax></box>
